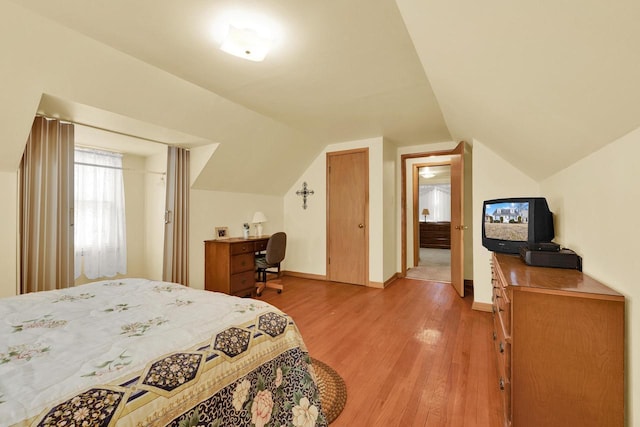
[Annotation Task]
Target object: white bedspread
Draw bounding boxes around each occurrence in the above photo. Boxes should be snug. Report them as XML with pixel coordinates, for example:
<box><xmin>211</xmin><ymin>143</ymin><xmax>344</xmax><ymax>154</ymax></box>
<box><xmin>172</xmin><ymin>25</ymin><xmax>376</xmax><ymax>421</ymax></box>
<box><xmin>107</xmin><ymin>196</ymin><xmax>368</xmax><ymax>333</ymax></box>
<box><xmin>0</xmin><ymin>278</ymin><xmax>325</xmax><ymax>426</ymax></box>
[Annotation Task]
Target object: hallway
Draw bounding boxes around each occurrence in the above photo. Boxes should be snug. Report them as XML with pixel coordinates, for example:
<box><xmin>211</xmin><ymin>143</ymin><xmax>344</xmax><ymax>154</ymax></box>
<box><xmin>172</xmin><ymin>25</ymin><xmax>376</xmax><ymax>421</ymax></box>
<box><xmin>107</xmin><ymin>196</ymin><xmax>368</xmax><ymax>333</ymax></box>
<box><xmin>406</xmin><ymin>248</ymin><xmax>451</xmax><ymax>282</ymax></box>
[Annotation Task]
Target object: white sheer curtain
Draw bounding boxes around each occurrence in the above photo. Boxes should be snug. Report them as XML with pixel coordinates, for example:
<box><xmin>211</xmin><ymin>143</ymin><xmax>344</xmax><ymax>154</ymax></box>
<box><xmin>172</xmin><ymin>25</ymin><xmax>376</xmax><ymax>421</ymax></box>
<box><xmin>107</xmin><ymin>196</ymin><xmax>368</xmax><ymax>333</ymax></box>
<box><xmin>420</xmin><ymin>183</ymin><xmax>451</xmax><ymax>221</ymax></box>
<box><xmin>74</xmin><ymin>148</ymin><xmax>127</xmax><ymax>279</ymax></box>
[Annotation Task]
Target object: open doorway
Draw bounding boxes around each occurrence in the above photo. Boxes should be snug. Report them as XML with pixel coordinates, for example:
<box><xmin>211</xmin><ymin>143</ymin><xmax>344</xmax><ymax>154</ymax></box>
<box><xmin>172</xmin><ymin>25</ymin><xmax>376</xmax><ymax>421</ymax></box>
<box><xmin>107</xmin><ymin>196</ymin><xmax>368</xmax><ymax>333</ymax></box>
<box><xmin>407</xmin><ymin>164</ymin><xmax>452</xmax><ymax>282</ymax></box>
<box><xmin>401</xmin><ymin>142</ymin><xmax>466</xmax><ymax>297</ymax></box>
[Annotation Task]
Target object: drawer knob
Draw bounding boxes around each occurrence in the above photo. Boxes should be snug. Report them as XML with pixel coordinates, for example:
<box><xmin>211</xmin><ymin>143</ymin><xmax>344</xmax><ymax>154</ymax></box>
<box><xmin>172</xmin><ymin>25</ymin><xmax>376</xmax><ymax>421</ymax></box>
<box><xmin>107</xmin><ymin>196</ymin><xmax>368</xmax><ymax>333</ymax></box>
<box><xmin>493</xmin><ymin>331</ymin><xmax>497</xmax><ymax>341</ymax></box>
<box><xmin>499</xmin><ymin>377</ymin><xmax>505</xmax><ymax>390</ymax></box>
<box><xmin>499</xmin><ymin>342</ymin><xmax>505</xmax><ymax>353</ymax></box>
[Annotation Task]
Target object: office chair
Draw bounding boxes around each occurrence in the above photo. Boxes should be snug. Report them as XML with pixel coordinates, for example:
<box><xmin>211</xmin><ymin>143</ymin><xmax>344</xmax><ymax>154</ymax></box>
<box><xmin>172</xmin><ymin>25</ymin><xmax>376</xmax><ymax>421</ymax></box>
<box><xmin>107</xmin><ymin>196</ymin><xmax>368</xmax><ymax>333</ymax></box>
<box><xmin>256</xmin><ymin>232</ymin><xmax>287</xmax><ymax>296</ymax></box>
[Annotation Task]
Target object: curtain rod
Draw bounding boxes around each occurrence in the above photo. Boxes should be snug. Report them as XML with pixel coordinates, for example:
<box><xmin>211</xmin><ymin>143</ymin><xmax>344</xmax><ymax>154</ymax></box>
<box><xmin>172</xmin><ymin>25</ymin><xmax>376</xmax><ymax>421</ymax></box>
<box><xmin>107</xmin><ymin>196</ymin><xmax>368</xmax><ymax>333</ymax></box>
<box><xmin>36</xmin><ymin>114</ymin><xmax>178</xmax><ymax>147</ymax></box>
<box><xmin>75</xmin><ymin>161</ymin><xmax>166</xmax><ymax>176</ymax></box>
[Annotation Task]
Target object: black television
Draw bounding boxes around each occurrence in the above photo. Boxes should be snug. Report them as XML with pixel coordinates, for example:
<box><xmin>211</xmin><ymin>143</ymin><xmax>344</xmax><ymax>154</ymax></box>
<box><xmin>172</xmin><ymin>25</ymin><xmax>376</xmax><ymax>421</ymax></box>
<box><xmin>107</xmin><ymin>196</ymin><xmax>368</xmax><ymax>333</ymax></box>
<box><xmin>482</xmin><ymin>197</ymin><xmax>555</xmax><ymax>254</ymax></box>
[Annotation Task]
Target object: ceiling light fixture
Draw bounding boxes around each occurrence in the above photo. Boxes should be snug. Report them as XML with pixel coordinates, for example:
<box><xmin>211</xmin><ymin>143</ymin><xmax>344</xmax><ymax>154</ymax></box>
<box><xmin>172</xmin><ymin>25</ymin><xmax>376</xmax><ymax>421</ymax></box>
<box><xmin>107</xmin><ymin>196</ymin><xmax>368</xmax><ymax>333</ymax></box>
<box><xmin>220</xmin><ymin>25</ymin><xmax>273</xmax><ymax>61</ymax></box>
<box><xmin>419</xmin><ymin>168</ymin><xmax>435</xmax><ymax>179</ymax></box>
<box><xmin>214</xmin><ymin>11</ymin><xmax>281</xmax><ymax>62</ymax></box>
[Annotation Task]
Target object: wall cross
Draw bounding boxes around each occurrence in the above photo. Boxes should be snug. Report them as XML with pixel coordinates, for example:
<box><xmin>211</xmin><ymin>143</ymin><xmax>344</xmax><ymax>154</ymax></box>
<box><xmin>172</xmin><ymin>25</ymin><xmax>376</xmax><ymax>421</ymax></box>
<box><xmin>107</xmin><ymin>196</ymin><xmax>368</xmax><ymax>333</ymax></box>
<box><xmin>296</xmin><ymin>181</ymin><xmax>315</xmax><ymax>210</ymax></box>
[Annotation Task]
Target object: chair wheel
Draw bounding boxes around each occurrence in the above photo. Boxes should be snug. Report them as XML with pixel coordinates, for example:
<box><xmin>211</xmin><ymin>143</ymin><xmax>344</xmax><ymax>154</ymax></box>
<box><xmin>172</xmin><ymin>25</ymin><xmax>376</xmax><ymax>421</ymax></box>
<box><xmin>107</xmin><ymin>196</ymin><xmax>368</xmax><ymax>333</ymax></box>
<box><xmin>256</xmin><ymin>292</ymin><xmax>262</xmax><ymax>297</ymax></box>
<box><xmin>277</xmin><ymin>289</ymin><xmax>282</xmax><ymax>294</ymax></box>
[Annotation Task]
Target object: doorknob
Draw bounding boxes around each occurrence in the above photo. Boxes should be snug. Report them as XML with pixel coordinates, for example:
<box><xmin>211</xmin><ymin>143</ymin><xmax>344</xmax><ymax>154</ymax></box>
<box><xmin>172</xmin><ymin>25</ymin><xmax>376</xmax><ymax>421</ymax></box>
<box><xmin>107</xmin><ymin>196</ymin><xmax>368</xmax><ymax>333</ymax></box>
<box><xmin>358</xmin><ymin>224</ymin><xmax>364</xmax><ymax>228</ymax></box>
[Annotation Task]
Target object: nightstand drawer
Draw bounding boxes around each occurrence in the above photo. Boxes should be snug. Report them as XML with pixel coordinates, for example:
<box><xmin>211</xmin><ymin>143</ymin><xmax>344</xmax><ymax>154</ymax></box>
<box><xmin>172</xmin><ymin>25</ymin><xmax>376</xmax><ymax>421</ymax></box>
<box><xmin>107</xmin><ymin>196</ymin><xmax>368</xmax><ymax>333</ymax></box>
<box><xmin>231</xmin><ymin>253</ymin><xmax>254</xmax><ymax>274</ymax></box>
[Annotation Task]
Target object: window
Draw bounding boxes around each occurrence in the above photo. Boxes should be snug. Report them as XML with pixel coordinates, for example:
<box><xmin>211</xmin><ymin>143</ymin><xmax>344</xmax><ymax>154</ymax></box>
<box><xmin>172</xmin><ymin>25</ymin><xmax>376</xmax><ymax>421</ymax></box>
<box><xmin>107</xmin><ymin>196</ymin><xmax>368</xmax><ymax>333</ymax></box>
<box><xmin>420</xmin><ymin>183</ymin><xmax>451</xmax><ymax>222</ymax></box>
<box><xmin>74</xmin><ymin>148</ymin><xmax>127</xmax><ymax>279</ymax></box>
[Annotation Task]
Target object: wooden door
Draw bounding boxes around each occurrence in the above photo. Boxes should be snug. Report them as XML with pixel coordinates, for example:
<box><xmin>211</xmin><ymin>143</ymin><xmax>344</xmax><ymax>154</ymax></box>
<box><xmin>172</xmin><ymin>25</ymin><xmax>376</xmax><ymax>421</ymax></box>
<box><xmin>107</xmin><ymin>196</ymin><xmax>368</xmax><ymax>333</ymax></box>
<box><xmin>450</xmin><ymin>142</ymin><xmax>465</xmax><ymax>297</ymax></box>
<box><xmin>326</xmin><ymin>149</ymin><xmax>368</xmax><ymax>285</ymax></box>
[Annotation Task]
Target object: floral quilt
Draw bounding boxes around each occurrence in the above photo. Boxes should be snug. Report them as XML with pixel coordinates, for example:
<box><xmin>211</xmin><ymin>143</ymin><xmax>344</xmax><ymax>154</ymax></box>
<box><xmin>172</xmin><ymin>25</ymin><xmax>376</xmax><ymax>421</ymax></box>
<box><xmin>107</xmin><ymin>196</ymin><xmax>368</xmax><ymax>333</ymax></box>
<box><xmin>0</xmin><ymin>278</ymin><xmax>327</xmax><ymax>426</ymax></box>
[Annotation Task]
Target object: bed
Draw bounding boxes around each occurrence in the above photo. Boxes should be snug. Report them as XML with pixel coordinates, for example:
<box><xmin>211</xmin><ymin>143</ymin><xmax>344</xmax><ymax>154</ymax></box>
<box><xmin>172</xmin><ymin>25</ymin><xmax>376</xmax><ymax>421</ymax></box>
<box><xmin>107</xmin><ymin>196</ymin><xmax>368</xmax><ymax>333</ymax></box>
<box><xmin>0</xmin><ymin>278</ymin><xmax>327</xmax><ymax>426</ymax></box>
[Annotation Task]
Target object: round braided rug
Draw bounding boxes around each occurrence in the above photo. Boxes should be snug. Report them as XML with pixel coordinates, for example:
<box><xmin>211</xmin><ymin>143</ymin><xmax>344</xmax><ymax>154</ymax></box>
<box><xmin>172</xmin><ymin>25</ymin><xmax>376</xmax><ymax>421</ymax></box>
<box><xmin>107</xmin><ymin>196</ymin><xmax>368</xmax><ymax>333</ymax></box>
<box><xmin>311</xmin><ymin>358</ymin><xmax>347</xmax><ymax>424</ymax></box>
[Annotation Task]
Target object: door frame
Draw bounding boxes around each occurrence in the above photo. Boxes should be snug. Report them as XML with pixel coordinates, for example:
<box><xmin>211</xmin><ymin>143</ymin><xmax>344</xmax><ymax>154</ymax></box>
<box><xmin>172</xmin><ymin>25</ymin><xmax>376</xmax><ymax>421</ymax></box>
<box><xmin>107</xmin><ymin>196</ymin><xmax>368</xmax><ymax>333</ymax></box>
<box><xmin>401</xmin><ymin>142</ymin><xmax>466</xmax><ymax>296</ymax></box>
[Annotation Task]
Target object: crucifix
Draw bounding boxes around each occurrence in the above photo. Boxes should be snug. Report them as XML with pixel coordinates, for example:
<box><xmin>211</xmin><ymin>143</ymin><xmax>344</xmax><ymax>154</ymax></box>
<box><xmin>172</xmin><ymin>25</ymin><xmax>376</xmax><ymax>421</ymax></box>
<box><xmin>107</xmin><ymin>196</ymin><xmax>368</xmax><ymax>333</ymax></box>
<box><xmin>296</xmin><ymin>181</ymin><xmax>315</xmax><ymax>210</ymax></box>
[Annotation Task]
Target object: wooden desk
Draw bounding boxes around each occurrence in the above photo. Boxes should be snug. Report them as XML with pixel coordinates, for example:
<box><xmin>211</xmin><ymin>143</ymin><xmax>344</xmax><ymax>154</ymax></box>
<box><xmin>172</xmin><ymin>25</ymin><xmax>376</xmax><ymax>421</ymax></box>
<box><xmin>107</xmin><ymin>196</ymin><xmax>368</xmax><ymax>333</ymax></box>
<box><xmin>204</xmin><ymin>236</ymin><xmax>269</xmax><ymax>297</ymax></box>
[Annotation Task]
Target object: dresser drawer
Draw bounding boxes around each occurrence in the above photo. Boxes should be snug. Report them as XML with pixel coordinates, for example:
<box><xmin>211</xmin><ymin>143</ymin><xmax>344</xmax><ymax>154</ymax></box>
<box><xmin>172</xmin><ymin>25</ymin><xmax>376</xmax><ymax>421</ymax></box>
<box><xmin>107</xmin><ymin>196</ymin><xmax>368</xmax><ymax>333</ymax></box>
<box><xmin>494</xmin><ymin>316</ymin><xmax>511</xmax><ymax>381</ymax></box>
<box><xmin>493</xmin><ymin>286</ymin><xmax>511</xmax><ymax>336</ymax></box>
<box><xmin>229</xmin><ymin>270</ymin><xmax>255</xmax><ymax>294</ymax></box>
<box><xmin>499</xmin><ymin>376</ymin><xmax>512</xmax><ymax>426</ymax></box>
<box><xmin>230</xmin><ymin>242</ymin><xmax>256</xmax><ymax>255</ymax></box>
<box><xmin>231</xmin><ymin>253</ymin><xmax>255</xmax><ymax>273</ymax></box>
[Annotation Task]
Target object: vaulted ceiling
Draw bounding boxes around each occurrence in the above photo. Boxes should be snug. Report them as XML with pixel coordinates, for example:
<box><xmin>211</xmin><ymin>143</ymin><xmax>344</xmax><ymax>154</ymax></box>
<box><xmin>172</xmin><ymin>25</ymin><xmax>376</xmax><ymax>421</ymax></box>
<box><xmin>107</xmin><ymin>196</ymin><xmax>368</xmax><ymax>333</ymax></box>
<box><xmin>4</xmin><ymin>0</ymin><xmax>640</xmax><ymax>192</ymax></box>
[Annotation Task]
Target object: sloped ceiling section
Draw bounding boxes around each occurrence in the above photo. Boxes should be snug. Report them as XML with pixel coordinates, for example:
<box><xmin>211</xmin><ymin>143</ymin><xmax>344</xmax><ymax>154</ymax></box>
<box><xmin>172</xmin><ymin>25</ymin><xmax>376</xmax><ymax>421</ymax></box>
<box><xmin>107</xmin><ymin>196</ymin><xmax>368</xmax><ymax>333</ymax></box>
<box><xmin>11</xmin><ymin>0</ymin><xmax>450</xmax><ymax>147</ymax></box>
<box><xmin>4</xmin><ymin>0</ymin><xmax>453</xmax><ymax>196</ymax></box>
<box><xmin>397</xmin><ymin>0</ymin><xmax>640</xmax><ymax>180</ymax></box>
<box><xmin>0</xmin><ymin>0</ymin><xmax>317</xmax><ymax>195</ymax></box>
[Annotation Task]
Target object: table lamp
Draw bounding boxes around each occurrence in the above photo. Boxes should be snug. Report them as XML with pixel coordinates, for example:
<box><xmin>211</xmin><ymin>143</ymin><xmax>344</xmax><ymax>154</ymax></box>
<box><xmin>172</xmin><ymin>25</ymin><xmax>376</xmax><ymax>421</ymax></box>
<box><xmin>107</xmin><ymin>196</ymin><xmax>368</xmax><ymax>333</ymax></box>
<box><xmin>422</xmin><ymin>208</ymin><xmax>430</xmax><ymax>222</ymax></box>
<box><xmin>252</xmin><ymin>211</ymin><xmax>267</xmax><ymax>236</ymax></box>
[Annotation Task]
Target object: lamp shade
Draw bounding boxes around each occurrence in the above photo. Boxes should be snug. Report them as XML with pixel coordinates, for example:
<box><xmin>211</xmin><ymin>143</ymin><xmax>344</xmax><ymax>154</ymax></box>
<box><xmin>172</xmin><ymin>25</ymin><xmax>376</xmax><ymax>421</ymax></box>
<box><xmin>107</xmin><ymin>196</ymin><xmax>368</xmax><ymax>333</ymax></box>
<box><xmin>422</xmin><ymin>208</ymin><xmax>430</xmax><ymax>216</ymax></box>
<box><xmin>252</xmin><ymin>211</ymin><xmax>267</xmax><ymax>223</ymax></box>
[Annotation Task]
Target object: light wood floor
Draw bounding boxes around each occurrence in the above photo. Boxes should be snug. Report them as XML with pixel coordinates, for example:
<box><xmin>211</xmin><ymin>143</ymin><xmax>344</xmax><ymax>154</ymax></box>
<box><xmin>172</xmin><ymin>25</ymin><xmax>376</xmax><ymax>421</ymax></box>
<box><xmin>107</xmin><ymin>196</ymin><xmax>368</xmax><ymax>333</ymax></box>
<box><xmin>258</xmin><ymin>276</ymin><xmax>503</xmax><ymax>427</ymax></box>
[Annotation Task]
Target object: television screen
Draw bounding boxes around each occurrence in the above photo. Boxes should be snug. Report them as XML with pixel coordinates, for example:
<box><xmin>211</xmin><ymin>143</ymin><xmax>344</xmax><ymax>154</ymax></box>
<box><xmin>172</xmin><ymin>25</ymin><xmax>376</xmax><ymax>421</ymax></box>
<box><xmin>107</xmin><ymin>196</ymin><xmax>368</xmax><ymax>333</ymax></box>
<box><xmin>483</xmin><ymin>201</ymin><xmax>529</xmax><ymax>242</ymax></box>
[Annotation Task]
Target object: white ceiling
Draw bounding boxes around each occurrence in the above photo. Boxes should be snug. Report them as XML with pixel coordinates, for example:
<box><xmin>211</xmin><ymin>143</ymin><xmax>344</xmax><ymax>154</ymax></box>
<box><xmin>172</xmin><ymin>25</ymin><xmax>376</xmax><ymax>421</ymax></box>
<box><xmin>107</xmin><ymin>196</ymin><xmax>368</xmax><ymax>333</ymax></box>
<box><xmin>417</xmin><ymin>162</ymin><xmax>451</xmax><ymax>185</ymax></box>
<box><xmin>10</xmin><ymin>0</ymin><xmax>640</xmax><ymax>183</ymax></box>
<box><xmin>16</xmin><ymin>0</ymin><xmax>450</xmax><ymax>148</ymax></box>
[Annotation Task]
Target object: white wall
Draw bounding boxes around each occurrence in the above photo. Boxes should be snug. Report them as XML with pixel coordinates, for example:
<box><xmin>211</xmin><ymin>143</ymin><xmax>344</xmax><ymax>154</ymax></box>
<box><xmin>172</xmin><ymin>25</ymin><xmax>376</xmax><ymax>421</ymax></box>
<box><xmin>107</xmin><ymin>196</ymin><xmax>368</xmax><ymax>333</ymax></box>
<box><xmin>122</xmin><ymin>155</ymin><xmax>146</xmax><ymax>278</ymax></box>
<box><xmin>284</xmin><ymin>137</ymin><xmax>390</xmax><ymax>285</ymax></box>
<box><xmin>382</xmin><ymin>139</ymin><xmax>397</xmax><ymax>281</ymax></box>
<box><xmin>189</xmin><ymin>190</ymin><xmax>283</xmax><ymax>290</ymax></box>
<box><xmin>368</xmin><ymin>138</ymin><xmax>385</xmax><ymax>285</ymax></box>
<box><xmin>0</xmin><ymin>172</ymin><xmax>17</xmax><ymax>297</ymax></box>
<box><xmin>283</xmin><ymin>146</ymin><xmax>326</xmax><ymax>278</ymax></box>
<box><xmin>471</xmin><ymin>139</ymin><xmax>539</xmax><ymax>305</ymax></box>
<box><xmin>540</xmin><ymin>127</ymin><xmax>640</xmax><ymax>426</ymax></box>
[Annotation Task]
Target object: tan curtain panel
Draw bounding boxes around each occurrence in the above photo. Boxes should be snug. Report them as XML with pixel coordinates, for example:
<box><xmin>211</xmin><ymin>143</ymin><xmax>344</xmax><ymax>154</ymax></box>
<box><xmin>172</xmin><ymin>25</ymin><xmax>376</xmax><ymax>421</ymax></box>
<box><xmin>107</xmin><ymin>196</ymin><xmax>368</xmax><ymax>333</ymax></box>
<box><xmin>19</xmin><ymin>117</ymin><xmax>74</xmax><ymax>293</ymax></box>
<box><xmin>162</xmin><ymin>146</ymin><xmax>189</xmax><ymax>285</ymax></box>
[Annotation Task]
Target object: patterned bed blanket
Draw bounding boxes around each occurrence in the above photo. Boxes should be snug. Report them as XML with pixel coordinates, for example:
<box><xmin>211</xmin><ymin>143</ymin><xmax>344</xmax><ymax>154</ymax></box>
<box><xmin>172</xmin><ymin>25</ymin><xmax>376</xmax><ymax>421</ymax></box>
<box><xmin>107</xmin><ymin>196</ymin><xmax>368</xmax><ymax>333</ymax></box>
<box><xmin>0</xmin><ymin>278</ymin><xmax>326</xmax><ymax>426</ymax></box>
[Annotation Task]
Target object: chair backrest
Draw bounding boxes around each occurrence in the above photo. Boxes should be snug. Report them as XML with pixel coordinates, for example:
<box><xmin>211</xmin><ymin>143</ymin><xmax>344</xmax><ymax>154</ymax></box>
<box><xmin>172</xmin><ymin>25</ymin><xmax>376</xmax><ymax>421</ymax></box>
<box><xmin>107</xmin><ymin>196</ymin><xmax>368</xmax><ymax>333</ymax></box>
<box><xmin>265</xmin><ymin>232</ymin><xmax>287</xmax><ymax>265</ymax></box>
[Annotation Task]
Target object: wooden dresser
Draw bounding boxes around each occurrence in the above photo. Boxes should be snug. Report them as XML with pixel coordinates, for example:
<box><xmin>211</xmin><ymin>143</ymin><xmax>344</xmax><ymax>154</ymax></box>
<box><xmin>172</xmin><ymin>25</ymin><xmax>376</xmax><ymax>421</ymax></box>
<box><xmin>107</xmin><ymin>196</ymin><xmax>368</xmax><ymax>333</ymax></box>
<box><xmin>419</xmin><ymin>221</ymin><xmax>451</xmax><ymax>249</ymax></box>
<box><xmin>204</xmin><ymin>236</ymin><xmax>269</xmax><ymax>297</ymax></box>
<box><xmin>491</xmin><ymin>253</ymin><xmax>624</xmax><ymax>427</ymax></box>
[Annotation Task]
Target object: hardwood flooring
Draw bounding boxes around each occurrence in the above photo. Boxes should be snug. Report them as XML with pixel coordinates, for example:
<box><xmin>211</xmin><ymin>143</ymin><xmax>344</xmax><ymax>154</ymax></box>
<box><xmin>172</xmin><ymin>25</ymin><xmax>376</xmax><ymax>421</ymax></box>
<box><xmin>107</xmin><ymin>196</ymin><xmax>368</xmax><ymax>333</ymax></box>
<box><xmin>258</xmin><ymin>276</ymin><xmax>503</xmax><ymax>427</ymax></box>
